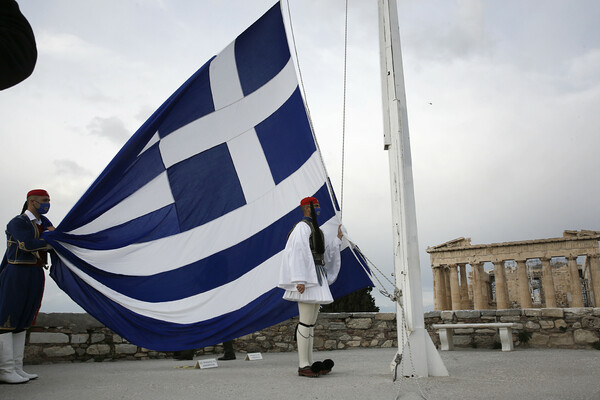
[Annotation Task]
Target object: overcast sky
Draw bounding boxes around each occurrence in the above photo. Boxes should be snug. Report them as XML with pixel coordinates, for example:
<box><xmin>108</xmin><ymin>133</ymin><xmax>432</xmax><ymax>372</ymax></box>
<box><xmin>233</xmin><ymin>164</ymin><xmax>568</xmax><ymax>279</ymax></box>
<box><xmin>2</xmin><ymin>0</ymin><xmax>599</xmax><ymax>314</ymax></box>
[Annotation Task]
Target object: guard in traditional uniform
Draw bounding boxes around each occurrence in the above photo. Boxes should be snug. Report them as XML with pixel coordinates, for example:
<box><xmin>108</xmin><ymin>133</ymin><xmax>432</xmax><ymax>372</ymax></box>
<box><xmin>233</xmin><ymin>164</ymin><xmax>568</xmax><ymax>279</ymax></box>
<box><xmin>278</xmin><ymin>197</ymin><xmax>343</xmax><ymax>377</ymax></box>
<box><xmin>0</xmin><ymin>189</ymin><xmax>54</xmax><ymax>383</ymax></box>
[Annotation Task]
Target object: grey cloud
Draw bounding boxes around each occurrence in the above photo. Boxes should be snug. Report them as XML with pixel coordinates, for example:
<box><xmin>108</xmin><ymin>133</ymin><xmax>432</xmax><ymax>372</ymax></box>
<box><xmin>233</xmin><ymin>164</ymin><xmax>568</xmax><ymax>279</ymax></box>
<box><xmin>87</xmin><ymin>116</ymin><xmax>131</xmax><ymax>144</ymax></box>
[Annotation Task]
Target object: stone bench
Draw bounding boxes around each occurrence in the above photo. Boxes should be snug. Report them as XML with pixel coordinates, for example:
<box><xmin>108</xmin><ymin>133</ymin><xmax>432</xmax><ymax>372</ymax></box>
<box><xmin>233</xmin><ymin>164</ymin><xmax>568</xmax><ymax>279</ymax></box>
<box><xmin>432</xmin><ymin>323</ymin><xmax>519</xmax><ymax>352</ymax></box>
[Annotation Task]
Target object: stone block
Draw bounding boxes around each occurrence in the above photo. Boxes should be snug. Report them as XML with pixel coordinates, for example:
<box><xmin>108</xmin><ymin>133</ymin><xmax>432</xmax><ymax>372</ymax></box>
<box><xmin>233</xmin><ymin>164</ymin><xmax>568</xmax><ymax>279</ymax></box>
<box><xmin>525</xmin><ymin>321</ymin><xmax>541</xmax><ymax>330</ymax></box>
<box><xmin>574</xmin><ymin>329</ymin><xmax>599</xmax><ymax>344</ymax></box>
<box><xmin>86</xmin><ymin>344</ymin><xmax>111</xmax><ymax>355</ymax></box>
<box><xmin>539</xmin><ymin>320</ymin><xmax>554</xmax><ymax>329</ymax></box>
<box><xmin>549</xmin><ymin>333</ymin><xmax>574</xmax><ymax>346</ymax></box>
<box><xmin>329</xmin><ymin>322</ymin><xmax>347</xmax><ymax>330</ymax></box>
<box><xmin>370</xmin><ymin>339</ymin><xmax>379</xmax><ymax>347</ymax></box>
<box><xmin>112</xmin><ymin>334</ymin><xmax>123</xmax><ymax>343</ymax></box>
<box><xmin>572</xmin><ymin>322</ymin><xmax>582</xmax><ymax>329</ymax></box>
<box><xmin>440</xmin><ymin>311</ymin><xmax>454</xmax><ymax>321</ymax></box>
<box><xmin>115</xmin><ymin>344</ymin><xmax>138</xmax><ymax>354</ymax></box>
<box><xmin>346</xmin><ymin>318</ymin><xmax>372</xmax><ymax>330</ymax></box>
<box><xmin>375</xmin><ymin>313</ymin><xmax>397</xmax><ymax>320</ymax></box>
<box><xmin>29</xmin><ymin>332</ymin><xmax>69</xmax><ymax>344</ymax></box>
<box><xmin>313</xmin><ymin>337</ymin><xmax>324</xmax><ymax>347</ymax></box>
<box><xmin>554</xmin><ymin>319</ymin><xmax>567</xmax><ymax>330</ymax></box>
<box><xmin>339</xmin><ymin>334</ymin><xmax>351</xmax><ymax>341</ymax></box>
<box><xmin>381</xmin><ymin>340</ymin><xmax>393</xmax><ymax>348</ymax></box>
<box><xmin>523</xmin><ymin>309</ymin><xmax>542</xmax><ymax>317</ymax></box>
<box><xmin>324</xmin><ymin>340</ymin><xmax>336</xmax><ymax>350</ymax></box>
<box><xmin>564</xmin><ymin>308</ymin><xmax>591</xmax><ymax>318</ymax></box>
<box><xmin>500</xmin><ymin>316</ymin><xmax>521</xmax><ymax>322</ymax></box>
<box><xmin>71</xmin><ymin>334</ymin><xmax>89</xmax><ymax>344</ymax></box>
<box><xmin>541</xmin><ymin>308</ymin><xmax>564</xmax><ymax>318</ymax></box>
<box><xmin>496</xmin><ymin>309</ymin><xmax>521</xmax><ymax>316</ymax></box>
<box><xmin>593</xmin><ymin>308</ymin><xmax>600</xmax><ymax>317</ymax></box>
<box><xmin>455</xmin><ymin>310</ymin><xmax>480</xmax><ymax>319</ymax></box>
<box><xmin>530</xmin><ymin>332</ymin><xmax>549</xmax><ymax>346</ymax></box>
<box><xmin>91</xmin><ymin>333</ymin><xmax>105</xmax><ymax>344</ymax></box>
<box><xmin>480</xmin><ymin>310</ymin><xmax>497</xmax><ymax>317</ymax></box>
<box><xmin>43</xmin><ymin>346</ymin><xmax>75</xmax><ymax>357</ymax></box>
<box><xmin>582</xmin><ymin>317</ymin><xmax>600</xmax><ymax>329</ymax></box>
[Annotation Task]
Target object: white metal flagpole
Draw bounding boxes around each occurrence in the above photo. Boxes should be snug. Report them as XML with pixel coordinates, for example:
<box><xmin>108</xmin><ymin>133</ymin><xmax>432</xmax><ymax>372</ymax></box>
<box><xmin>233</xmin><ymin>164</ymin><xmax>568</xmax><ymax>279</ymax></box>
<box><xmin>377</xmin><ymin>0</ymin><xmax>448</xmax><ymax>377</ymax></box>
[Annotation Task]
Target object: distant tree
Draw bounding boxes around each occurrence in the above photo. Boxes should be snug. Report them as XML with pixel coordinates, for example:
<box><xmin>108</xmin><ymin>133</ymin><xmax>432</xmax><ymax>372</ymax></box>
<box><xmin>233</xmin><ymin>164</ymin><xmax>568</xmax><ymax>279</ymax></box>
<box><xmin>320</xmin><ymin>287</ymin><xmax>379</xmax><ymax>312</ymax></box>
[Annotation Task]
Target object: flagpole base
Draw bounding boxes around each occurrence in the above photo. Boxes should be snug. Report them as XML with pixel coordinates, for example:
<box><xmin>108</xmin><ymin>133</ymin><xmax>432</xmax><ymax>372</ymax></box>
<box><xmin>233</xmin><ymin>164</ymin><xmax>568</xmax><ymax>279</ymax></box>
<box><xmin>390</xmin><ymin>328</ymin><xmax>449</xmax><ymax>378</ymax></box>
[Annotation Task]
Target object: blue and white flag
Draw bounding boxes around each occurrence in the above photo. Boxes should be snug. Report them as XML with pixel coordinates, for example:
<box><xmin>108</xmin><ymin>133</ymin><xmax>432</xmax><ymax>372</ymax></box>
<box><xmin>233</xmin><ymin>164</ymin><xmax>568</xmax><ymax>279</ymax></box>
<box><xmin>45</xmin><ymin>2</ymin><xmax>372</xmax><ymax>351</ymax></box>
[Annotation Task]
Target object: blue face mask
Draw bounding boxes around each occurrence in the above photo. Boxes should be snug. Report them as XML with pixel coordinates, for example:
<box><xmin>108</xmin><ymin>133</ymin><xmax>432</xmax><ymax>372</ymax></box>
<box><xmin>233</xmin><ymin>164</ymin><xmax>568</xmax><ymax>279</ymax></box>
<box><xmin>36</xmin><ymin>202</ymin><xmax>50</xmax><ymax>215</ymax></box>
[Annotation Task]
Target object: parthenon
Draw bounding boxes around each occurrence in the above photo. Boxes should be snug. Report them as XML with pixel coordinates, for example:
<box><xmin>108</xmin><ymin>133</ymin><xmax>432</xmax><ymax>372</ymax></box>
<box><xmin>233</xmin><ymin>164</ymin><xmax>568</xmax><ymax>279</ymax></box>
<box><xmin>427</xmin><ymin>230</ymin><xmax>600</xmax><ymax>310</ymax></box>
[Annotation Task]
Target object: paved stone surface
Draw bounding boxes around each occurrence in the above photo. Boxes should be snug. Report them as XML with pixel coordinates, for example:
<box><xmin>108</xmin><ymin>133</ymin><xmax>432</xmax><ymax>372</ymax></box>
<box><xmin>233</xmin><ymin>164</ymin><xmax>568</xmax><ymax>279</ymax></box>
<box><xmin>3</xmin><ymin>348</ymin><xmax>600</xmax><ymax>400</ymax></box>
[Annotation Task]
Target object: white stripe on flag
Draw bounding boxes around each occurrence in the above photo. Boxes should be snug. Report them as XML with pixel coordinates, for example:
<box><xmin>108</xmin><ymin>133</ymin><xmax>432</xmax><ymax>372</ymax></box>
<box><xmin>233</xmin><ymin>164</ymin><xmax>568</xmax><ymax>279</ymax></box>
<box><xmin>159</xmin><ymin>58</ymin><xmax>298</xmax><ymax>169</ymax></box>
<box><xmin>57</xmin><ymin>249</ymin><xmax>283</xmax><ymax>324</ymax></box>
<box><xmin>68</xmin><ymin>171</ymin><xmax>174</xmax><ymax>236</ymax></box>
<box><xmin>58</xmin><ymin>151</ymin><xmax>328</xmax><ymax>275</ymax></box>
<box><xmin>209</xmin><ymin>41</ymin><xmax>244</xmax><ymax>110</ymax></box>
<box><xmin>227</xmin><ymin>129</ymin><xmax>275</xmax><ymax>204</ymax></box>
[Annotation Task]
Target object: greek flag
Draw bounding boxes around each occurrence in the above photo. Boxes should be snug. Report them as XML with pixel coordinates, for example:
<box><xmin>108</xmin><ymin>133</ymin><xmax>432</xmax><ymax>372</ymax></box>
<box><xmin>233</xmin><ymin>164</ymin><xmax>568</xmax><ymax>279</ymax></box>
<box><xmin>45</xmin><ymin>2</ymin><xmax>372</xmax><ymax>351</ymax></box>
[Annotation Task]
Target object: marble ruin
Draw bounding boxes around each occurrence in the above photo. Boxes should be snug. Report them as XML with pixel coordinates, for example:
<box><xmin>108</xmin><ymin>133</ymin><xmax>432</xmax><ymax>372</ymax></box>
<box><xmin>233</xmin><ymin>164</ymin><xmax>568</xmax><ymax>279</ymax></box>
<box><xmin>427</xmin><ymin>230</ymin><xmax>600</xmax><ymax>310</ymax></box>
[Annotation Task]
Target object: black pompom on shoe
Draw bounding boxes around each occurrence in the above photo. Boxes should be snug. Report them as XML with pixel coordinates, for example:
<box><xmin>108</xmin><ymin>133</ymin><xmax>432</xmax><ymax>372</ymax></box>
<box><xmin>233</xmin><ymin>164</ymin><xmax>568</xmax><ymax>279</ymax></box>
<box><xmin>310</xmin><ymin>361</ymin><xmax>324</xmax><ymax>374</ymax></box>
<box><xmin>320</xmin><ymin>359</ymin><xmax>334</xmax><ymax>375</ymax></box>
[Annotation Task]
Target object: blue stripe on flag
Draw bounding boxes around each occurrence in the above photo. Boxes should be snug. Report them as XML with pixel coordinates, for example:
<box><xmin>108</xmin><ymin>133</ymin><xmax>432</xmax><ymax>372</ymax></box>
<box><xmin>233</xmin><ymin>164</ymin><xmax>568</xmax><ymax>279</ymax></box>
<box><xmin>256</xmin><ymin>88</ymin><xmax>315</xmax><ymax>184</ymax></box>
<box><xmin>235</xmin><ymin>3</ymin><xmax>290</xmax><ymax>96</ymax></box>
<box><xmin>57</xmin><ymin>205</ymin><xmax>180</xmax><ymax>250</ymax></box>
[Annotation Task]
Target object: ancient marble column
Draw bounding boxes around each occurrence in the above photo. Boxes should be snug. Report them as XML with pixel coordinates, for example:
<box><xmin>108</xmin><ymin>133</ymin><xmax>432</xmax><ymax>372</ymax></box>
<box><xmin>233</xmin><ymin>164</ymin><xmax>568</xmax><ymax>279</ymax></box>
<box><xmin>478</xmin><ymin>264</ymin><xmax>489</xmax><ymax>309</ymax></box>
<box><xmin>541</xmin><ymin>257</ymin><xmax>557</xmax><ymax>308</ymax></box>
<box><xmin>589</xmin><ymin>254</ymin><xmax>600</xmax><ymax>307</ymax></box>
<box><xmin>443</xmin><ymin>266</ymin><xmax>452</xmax><ymax>310</ymax></box>
<box><xmin>471</xmin><ymin>262</ymin><xmax>484</xmax><ymax>310</ymax></box>
<box><xmin>437</xmin><ymin>266</ymin><xmax>447</xmax><ymax>310</ymax></box>
<box><xmin>448</xmin><ymin>264</ymin><xmax>461</xmax><ymax>310</ymax></box>
<box><xmin>493</xmin><ymin>260</ymin><xmax>509</xmax><ymax>309</ymax></box>
<box><xmin>515</xmin><ymin>259</ymin><xmax>532</xmax><ymax>308</ymax></box>
<box><xmin>459</xmin><ymin>263</ymin><xmax>470</xmax><ymax>309</ymax></box>
<box><xmin>567</xmin><ymin>256</ymin><xmax>584</xmax><ymax>307</ymax></box>
<box><xmin>432</xmin><ymin>265</ymin><xmax>444</xmax><ymax>310</ymax></box>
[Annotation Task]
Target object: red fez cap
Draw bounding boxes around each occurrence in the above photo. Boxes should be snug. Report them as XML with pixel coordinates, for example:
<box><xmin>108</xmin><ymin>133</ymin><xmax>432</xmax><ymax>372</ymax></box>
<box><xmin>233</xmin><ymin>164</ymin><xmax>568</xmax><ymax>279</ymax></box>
<box><xmin>300</xmin><ymin>197</ymin><xmax>319</xmax><ymax>207</ymax></box>
<box><xmin>27</xmin><ymin>189</ymin><xmax>49</xmax><ymax>198</ymax></box>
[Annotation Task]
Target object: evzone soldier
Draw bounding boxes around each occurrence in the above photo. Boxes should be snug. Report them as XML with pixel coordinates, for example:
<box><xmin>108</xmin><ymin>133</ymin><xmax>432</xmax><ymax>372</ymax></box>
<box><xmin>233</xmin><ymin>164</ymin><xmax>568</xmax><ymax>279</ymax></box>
<box><xmin>0</xmin><ymin>189</ymin><xmax>54</xmax><ymax>383</ymax></box>
<box><xmin>278</xmin><ymin>196</ymin><xmax>343</xmax><ymax>377</ymax></box>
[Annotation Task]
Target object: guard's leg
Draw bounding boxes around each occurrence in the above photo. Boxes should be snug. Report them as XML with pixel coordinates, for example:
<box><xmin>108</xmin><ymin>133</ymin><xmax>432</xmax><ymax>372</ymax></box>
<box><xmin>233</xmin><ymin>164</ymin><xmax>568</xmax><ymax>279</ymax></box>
<box><xmin>297</xmin><ymin>302</ymin><xmax>318</xmax><ymax>377</ymax></box>
<box><xmin>307</xmin><ymin>303</ymin><xmax>319</xmax><ymax>365</ymax></box>
<box><xmin>0</xmin><ymin>332</ymin><xmax>28</xmax><ymax>384</ymax></box>
<box><xmin>12</xmin><ymin>331</ymin><xmax>37</xmax><ymax>380</ymax></box>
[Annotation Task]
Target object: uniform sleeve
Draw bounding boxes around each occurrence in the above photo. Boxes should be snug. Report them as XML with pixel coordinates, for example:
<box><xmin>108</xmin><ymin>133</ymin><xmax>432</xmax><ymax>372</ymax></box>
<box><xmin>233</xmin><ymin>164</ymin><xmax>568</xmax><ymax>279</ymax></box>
<box><xmin>324</xmin><ymin>235</ymin><xmax>342</xmax><ymax>285</ymax></box>
<box><xmin>278</xmin><ymin>223</ymin><xmax>317</xmax><ymax>290</ymax></box>
<box><xmin>7</xmin><ymin>216</ymin><xmax>47</xmax><ymax>251</ymax></box>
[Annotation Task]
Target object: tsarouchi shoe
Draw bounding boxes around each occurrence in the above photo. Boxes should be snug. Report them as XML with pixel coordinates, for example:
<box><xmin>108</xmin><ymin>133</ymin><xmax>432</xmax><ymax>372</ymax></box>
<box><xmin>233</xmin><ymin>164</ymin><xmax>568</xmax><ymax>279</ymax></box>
<box><xmin>298</xmin><ymin>366</ymin><xmax>320</xmax><ymax>378</ymax></box>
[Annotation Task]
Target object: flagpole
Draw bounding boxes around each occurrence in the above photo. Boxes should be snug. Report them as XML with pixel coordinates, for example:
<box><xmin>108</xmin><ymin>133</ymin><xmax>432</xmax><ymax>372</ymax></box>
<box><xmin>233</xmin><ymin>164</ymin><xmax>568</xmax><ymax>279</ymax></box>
<box><xmin>377</xmin><ymin>0</ymin><xmax>448</xmax><ymax>377</ymax></box>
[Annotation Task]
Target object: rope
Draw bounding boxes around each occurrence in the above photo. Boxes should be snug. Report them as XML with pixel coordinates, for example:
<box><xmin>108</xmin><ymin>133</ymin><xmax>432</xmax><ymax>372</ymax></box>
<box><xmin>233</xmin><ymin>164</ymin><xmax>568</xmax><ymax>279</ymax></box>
<box><xmin>283</xmin><ymin>0</ymin><xmax>337</xmax><ymax>209</ymax></box>
<box><xmin>340</xmin><ymin>0</ymin><xmax>349</xmax><ymax>220</ymax></box>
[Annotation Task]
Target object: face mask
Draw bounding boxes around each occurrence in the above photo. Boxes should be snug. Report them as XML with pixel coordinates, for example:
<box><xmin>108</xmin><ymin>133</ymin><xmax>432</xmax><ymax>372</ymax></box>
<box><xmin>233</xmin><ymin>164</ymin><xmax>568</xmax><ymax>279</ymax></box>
<box><xmin>36</xmin><ymin>202</ymin><xmax>50</xmax><ymax>215</ymax></box>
